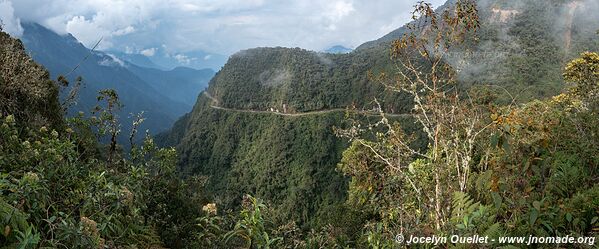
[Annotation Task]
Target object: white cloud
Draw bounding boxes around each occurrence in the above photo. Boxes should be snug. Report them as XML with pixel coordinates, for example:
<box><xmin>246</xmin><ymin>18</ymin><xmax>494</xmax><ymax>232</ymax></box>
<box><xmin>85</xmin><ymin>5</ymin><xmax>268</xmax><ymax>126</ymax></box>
<box><xmin>65</xmin><ymin>15</ymin><xmax>110</xmax><ymax>48</ymax></box>
<box><xmin>140</xmin><ymin>47</ymin><xmax>157</xmax><ymax>57</ymax></box>
<box><xmin>124</xmin><ymin>46</ymin><xmax>135</xmax><ymax>54</ymax></box>
<box><xmin>113</xmin><ymin>26</ymin><xmax>135</xmax><ymax>36</ymax></box>
<box><xmin>3</xmin><ymin>0</ymin><xmax>448</xmax><ymax>54</ymax></box>
<box><xmin>204</xmin><ymin>54</ymin><xmax>212</xmax><ymax>60</ymax></box>
<box><xmin>326</xmin><ymin>1</ymin><xmax>355</xmax><ymax>22</ymax></box>
<box><xmin>0</xmin><ymin>0</ymin><xmax>23</xmax><ymax>36</ymax></box>
<box><xmin>99</xmin><ymin>53</ymin><xmax>125</xmax><ymax>67</ymax></box>
<box><xmin>174</xmin><ymin>54</ymin><xmax>196</xmax><ymax>64</ymax></box>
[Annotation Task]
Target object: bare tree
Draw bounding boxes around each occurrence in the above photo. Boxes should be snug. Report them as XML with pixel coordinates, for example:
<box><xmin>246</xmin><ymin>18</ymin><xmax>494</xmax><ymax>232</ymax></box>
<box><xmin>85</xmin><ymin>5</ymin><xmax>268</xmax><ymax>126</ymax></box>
<box><xmin>338</xmin><ymin>0</ymin><xmax>495</xmax><ymax>232</ymax></box>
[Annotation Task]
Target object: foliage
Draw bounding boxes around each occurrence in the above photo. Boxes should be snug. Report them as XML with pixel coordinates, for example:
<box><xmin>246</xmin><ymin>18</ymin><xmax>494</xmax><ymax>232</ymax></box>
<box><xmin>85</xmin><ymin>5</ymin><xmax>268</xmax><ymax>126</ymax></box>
<box><xmin>162</xmin><ymin>100</ymin><xmax>354</xmax><ymax>229</ymax></box>
<box><xmin>0</xmin><ymin>31</ymin><xmax>63</xmax><ymax>129</ymax></box>
<box><xmin>225</xmin><ymin>195</ymin><xmax>282</xmax><ymax>248</ymax></box>
<box><xmin>332</xmin><ymin>3</ymin><xmax>599</xmax><ymax>249</ymax></box>
<box><xmin>563</xmin><ymin>51</ymin><xmax>599</xmax><ymax>110</ymax></box>
<box><xmin>0</xmin><ymin>33</ymin><xmax>214</xmax><ymax>247</ymax></box>
<box><xmin>3</xmin><ymin>1</ymin><xmax>599</xmax><ymax>248</ymax></box>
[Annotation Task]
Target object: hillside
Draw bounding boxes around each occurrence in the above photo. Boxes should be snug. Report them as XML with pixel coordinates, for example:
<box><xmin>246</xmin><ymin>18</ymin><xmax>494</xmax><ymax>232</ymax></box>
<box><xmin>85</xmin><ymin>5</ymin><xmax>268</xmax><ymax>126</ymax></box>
<box><xmin>1</xmin><ymin>0</ymin><xmax>598</xmax><ymax>248</ymax></box>
<box><xmin>0</xmin><ymin>26</ymin><xmax>219</xmax><ymax>248</ymax></box>
<box><xmin>20</xmin><ymin>23</ymin><xmax>214</xmax><ymax>139</ymax></box>
<box><xmin>127</xmin><ymin>66</ymin><xmax>214</xmax><ymax>108</ymax></box>
<box><xmin>160</xmin><ymin>0</ymin><xmax>599</xmax><ymax>231</ymax></box>
<box><xmin>0</xmin><ymin>29</ymin><xmax>62</xmax><ymax>129</ymax></box>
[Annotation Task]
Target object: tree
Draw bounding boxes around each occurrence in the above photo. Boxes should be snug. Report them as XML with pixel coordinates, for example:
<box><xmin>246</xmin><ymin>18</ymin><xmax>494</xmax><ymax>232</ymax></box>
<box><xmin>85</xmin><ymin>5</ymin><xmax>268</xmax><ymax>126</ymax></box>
<box><xmin>93</xmin><ymin>89</ymin><xmax>122</xmax><ymax>162</ymax></box>
<box><xmin>337</xmin><ymin>0</ymin><xmax>492</xmax><ymax>237</ymax></box>
<box><xmin>563</xmin><ymin>52</ymin><xmax>599</xmax><ymax>110</ymax></box>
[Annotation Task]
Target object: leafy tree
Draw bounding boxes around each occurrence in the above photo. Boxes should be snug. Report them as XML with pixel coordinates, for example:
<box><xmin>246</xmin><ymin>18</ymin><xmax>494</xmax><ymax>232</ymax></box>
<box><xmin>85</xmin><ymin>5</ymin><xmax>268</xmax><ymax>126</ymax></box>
<box><xmin>337</xmin><ymin>0</ymin><xmax>488</xmax><ymax>238</ymax></box>
<box><xmin>563</xmin><ymin>52</ymin><xmax>599</xmax><ymax>110</ymax></box>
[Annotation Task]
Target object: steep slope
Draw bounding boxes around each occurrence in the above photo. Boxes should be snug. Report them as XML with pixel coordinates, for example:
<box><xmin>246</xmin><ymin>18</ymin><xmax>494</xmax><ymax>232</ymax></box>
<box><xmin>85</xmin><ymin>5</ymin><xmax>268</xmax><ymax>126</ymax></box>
<box><xmin>19</xmin><ymin>23</ymin><xmax>195</xmax><ymax>137</ymax></box>
<box><xmin>109</xmin><ymin>51</ymin><xmax>165</xmax><ymax>69</ymax></box>
<box><xmin>206</xmin><ymin>47</ymin><xmax>408</xmax><ymax>113</ymax></box>
<box><xmin>161</xmin><ymin>0</ymin><xmax>599</xmax><ymax>229</ymax></box>
<box><xmin>0</xmin><ymin>28</ymin><xmax>212</xmax><ymax>248</ymax></box>
<box><xmin>0</xmin><ymin>29</ymin><xmax>62</xmax><ymax>129</ymax></box>
<box><xmin>127</xmin><ymin>65</ymin><xmax>214</xmax><ymax>107</ymax></box>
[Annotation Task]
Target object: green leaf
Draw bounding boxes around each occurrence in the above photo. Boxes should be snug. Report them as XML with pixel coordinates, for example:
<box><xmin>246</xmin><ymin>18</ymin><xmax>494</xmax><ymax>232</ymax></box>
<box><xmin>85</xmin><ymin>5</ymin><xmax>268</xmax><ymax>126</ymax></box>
<box><xmin>490</xmin><ymin>133</ymin><xmax>499</xmax><ymax>147</ymax></box>
<box><xmin>532</xmin><ymin>201</ymin><xmax>541</xmax><ymax>211</ymax></box>
<box><xmin>530</xmin><ymin>209</ymin><xmax>539</xmax><ymax>225</ymax></box>
<box><xmin>541</xmin><ymin>221</ymin><xmax>553</xmax><ymax>233</ymax></box>
<box><xmin>502</xmin><ymin>136</ymin><xmax>511</xmax><ymax>152</ymax></box>
<box><xmin>492</xmin><ymin>192</ymin><xmax>502</xmax><ymax>210</ymax></box>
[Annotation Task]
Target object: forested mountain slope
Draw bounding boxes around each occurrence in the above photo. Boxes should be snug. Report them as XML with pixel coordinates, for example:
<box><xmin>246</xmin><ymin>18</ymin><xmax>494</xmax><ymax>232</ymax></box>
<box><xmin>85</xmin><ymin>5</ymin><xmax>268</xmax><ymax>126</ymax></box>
<box><xmin>0</xmin><ymin>27</ymin><xmax>218</xmax><ymax>248</ymax></box>
<box><xmin>1</xmin><ymin>0</ymin><xmax>598</xmax><ymax>248</ymax></box>
<box><xmin>20</xmin><ymin>23</ymin><xmax>212</xmax><ymax>138</ymax></box>
<box><xmin>0</xmin><ymin>29</ymin><xmax>62</xmax><ymax>129</ymax></box>
<box><xmin>127</xmin><ymin>65</ymin><xmax>214</xmax><ymax>108</ymax></box>
<box><xmin>160</xmin><ymin>0</ymin><xmax>599</xmax><ymax>232</ymax></box>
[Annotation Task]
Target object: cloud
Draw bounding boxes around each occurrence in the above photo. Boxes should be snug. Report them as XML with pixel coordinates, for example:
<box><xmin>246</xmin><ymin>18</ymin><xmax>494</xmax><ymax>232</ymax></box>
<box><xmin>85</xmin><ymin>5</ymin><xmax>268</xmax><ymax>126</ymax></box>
<box><xmin>99</xmin><ymin>53</ymin><xmax>125</xmax><ymax>67</ymax></box>
<box><xmin>3</xmin><ymin>0</ymin><xmax>447</xmax><ymax>55</ymax></box>
<box><xmin>0</xmin><ymin>0</ymin><xmax>23</xmax><ymax>36</ymax></box>
<box><xmin>174</xmin><ymin>54</ymin><xmax>196</xmax><ymax>64</ymax></box>
<box><xmin>326</xmin><ymin>1</ymin><xmax>355</xmax><ymax>22</ymax></box>
<box><xmin>140</xmin><ymin>47</ymin><xmax>157</xmax><ymax>57</ymax></box>
<box><xmin>65</xmin><ymin>15</ymin><xmax>112</xmax><ymax>48</ymax></box>
<box><xmin>113</xmin><ymin>26</ymin><xmax>136</xmax><ymax>36</ymax></box>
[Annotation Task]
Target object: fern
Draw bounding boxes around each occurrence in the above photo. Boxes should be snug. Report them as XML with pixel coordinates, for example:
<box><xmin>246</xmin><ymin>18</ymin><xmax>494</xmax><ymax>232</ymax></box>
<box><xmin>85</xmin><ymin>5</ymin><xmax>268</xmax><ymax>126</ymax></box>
<box><xmin>450</xmin><ymin>192</ymin><xmax>503</xmax><ymax>248</ymax></box>
<box><xmin>451</xmin><ymin>192</ymin><xmax>480</xmax><ymax>229</ymax></box>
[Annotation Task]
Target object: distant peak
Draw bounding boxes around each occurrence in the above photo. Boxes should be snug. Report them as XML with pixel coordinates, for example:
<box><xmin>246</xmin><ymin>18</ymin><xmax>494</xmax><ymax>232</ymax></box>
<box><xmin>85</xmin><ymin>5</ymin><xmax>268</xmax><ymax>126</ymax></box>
<box><xmin>325</xmin><ymin>45</ymin><xmax>352</xmax><ymax>54</ymax></box>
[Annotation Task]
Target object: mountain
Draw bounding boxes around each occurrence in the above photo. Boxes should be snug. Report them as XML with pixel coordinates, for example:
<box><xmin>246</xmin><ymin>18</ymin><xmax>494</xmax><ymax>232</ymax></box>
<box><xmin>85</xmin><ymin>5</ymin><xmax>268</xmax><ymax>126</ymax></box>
<box><xmin>159</xmin><ymin>0</ymin><xmax>599</xmax><ymax>230</ymax></box>
<box><xmin>0</xmin><ymin>29</ymin><xmax>63</xmax><ymax>129</ymax></box>
<box><xmin>355</xmin><ymin>0</ymin><xmax>455</xmax><ymax>50</ymax></box>
<box><xmin>111</xmin><ymin>49</ymin><xmax>228</xmax><ymax>72</ymax></box>
<box><xmin>106</xmin><ymin>51</ymin><xmax>216</xmax><ymax>107</ymax></box>
<box><xmin>324</xmin><ymin>45</ymin><xmax>353</xmax><ymax>54</ymax></box>
<box><xmin>19</xmin><ymin>23</ymin><xmax>212</xmax><ymax>140</ymax></box>
<box><xmin>108</xmin><ymin>51</ymin><xmax>165</xmax><ymax>69</ymax></box>
<box><xmin>127</xmin><ymin>65</ymin><xmax>215</xmax><ymax>107</ymax></box>
<box><xmin>0</xmin><ymin>28</ymin><xmax>213</xmax><ymax>248</ymax></box>
<box><xmin>145</xmin><ymin>49</ymin><xmax>228</xmax><ymax>71</ymax></box>
<box><xmin>2</xmin><ymin>0</ymin><xmax>599</xmax><ymax>247</ymax></box>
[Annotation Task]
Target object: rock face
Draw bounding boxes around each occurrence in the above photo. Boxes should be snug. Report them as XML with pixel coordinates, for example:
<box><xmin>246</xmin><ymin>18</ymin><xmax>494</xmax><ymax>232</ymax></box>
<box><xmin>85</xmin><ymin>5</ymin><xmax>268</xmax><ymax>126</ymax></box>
<box><xmin>0</xmin><ymin>29</ymin><xmax>63</xmax><ymax>128</ymax></box>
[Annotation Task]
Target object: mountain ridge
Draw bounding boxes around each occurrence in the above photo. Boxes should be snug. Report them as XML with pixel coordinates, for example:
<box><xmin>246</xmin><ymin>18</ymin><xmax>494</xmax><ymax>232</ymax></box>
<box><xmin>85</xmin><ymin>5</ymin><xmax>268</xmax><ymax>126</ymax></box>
<box><xmin>163</xmin><ymin>0</ymin><xmax>599</xmax><ymax>230</ymax></box>
<box><xmin>20</xmin><ymin>22</ymin><xmax>214</xmax><ymax>139</ymax></box>
<box><xmin>325</xmin><ymin>45</ymin><xmax>353</xmax><ymax>54</ymax></box>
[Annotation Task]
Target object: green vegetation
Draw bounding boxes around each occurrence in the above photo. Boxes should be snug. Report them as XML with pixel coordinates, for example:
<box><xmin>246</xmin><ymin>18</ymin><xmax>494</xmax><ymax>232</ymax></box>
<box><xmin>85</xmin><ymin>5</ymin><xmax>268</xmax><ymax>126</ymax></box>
<box><xmin>162</xmin><ymin>97</ymin><xmax>350</xmax><ymax>227</ymax></box>
<box><xmin>2</xmin><ymin>0</ymin><xmax>599</xmax><ymax>248</ymax></box>
<box><xmin>0</xmin><ymin>28</ymin><xmax>209</xmax><ymax>248</ymax></box>
<box><xmin>207</xmin><ymin>47</ymin><xmax>408</xmax><ymax>113</ymax></box>
<box><xmin>19</xmin><ymin>23</ymin><xmax>209</xmax><ymax>143</ymax></box>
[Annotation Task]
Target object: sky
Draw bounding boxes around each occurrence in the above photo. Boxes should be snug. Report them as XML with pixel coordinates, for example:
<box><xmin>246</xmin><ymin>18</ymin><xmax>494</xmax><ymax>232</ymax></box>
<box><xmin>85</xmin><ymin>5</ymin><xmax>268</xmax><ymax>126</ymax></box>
<box><xmin>0</xmin><ymin>0</ymin><xmax>446</xmax><ymax>56</ymax></box>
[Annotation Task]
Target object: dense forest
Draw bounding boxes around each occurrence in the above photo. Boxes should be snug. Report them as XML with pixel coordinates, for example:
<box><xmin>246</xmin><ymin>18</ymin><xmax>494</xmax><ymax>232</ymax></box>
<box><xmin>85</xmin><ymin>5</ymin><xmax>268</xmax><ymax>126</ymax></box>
<box><xmin>1</xmin><ymin>0</ymin><xmax>599</xmax><ymax>248</ymax></box>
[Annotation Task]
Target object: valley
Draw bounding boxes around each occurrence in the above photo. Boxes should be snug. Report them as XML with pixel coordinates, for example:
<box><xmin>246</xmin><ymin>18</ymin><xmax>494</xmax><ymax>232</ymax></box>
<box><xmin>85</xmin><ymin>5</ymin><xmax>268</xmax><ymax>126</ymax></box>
<box><xmin>1</xmin><ymin>0</ymin><xmax>598</xmax><ymax>248</ymax></box>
